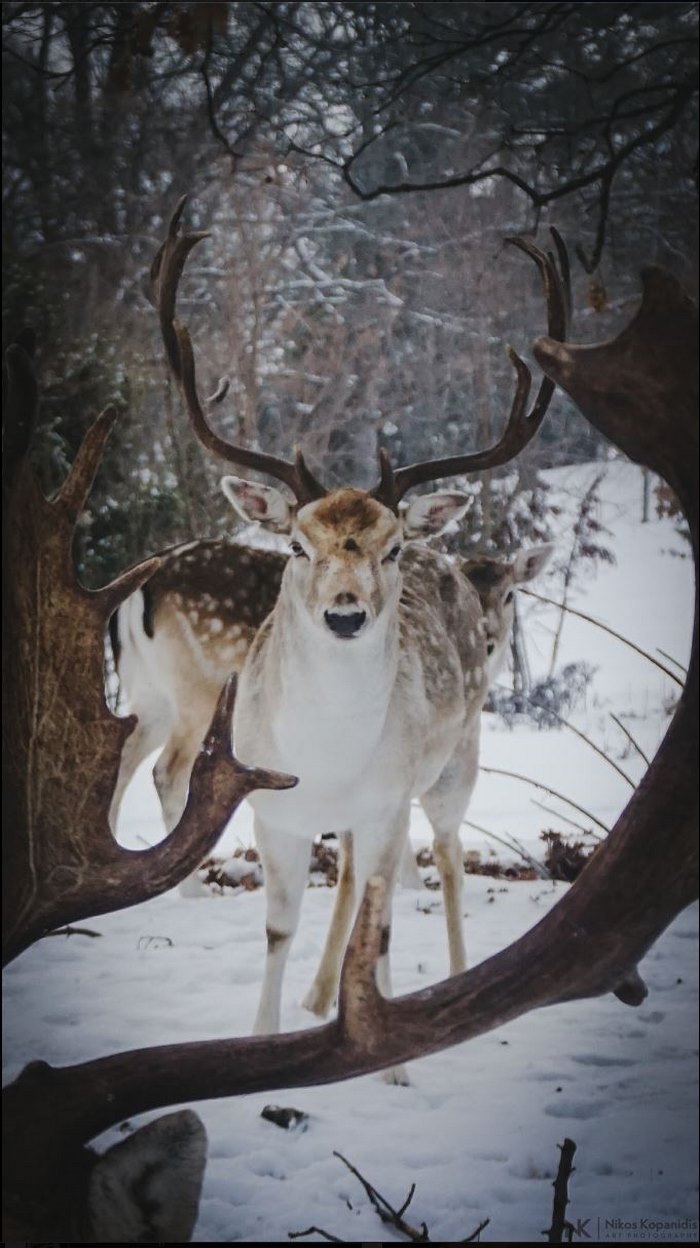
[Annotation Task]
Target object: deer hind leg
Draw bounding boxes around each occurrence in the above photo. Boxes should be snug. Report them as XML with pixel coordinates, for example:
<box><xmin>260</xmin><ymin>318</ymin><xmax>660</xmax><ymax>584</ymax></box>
<box><xmin>420</xmin><ymin>733</ymin><xmax>479</xmax><ymax>977</ymax></box>
<box><xmin>153</xmin><ymin>703</ymin><xmax>218</xmax><ymax>896</ymax></box>
<box><xmin>302</xmin><ymin>832</ymin><xmax>355</xmax><ymax>1018</ymax></box>
<box><xmin>108</xmin><ymin>700</ymin><xmax>171</xmax><ymax>836</ymax></box>
<box><xmin>253</xmin><ymin>821</ymin><xmax>312</xmax><ymax>1035</ymax></box>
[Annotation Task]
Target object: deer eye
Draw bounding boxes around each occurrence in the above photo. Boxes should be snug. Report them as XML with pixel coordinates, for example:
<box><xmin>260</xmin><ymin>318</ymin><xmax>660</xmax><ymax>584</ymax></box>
<box><xmin>290</xmin><ymin>541</ymin><xmax>308</xmax><ymax>559</ymax></box>
<box><xmin>504</xmin><ymin>590</ymin><xmax>514</xmax><ymax>605</ymax></box>
<box><xmin>383</xmin><ymin>544</ymin><xmax>402</xmax><ymax>563</ymax></box>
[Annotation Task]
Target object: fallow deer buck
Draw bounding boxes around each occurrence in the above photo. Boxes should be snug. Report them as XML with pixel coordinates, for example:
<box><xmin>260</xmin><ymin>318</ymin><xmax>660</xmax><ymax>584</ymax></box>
<box><xmin>147</xmin><ymin>201</ymin><xmax>566</xmax><ymax>1062</ymax></box>
<box><xmin>108</xmin><ymin>539</ymin><xmax>553</xmax><ymax>900</ymax></box>
<box><xmin>4</xmin><ymin>211</ymin><xmax>697</xmax><ymax>1240</ymax></box>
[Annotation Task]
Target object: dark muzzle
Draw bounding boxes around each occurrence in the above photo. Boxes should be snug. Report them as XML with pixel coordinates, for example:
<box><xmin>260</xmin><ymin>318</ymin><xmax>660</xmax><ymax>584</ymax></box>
<box><xmin>324</xmin><ymin>610</ymin><xmax>367</xmax><ymax>639</ymax></box>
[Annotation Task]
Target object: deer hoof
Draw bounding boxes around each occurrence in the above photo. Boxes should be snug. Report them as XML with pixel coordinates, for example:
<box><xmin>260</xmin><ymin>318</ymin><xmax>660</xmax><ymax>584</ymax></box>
<box><xmin>301</xmin><ymin>983</ymin><xmax>333</xmax><ymax>1018</ymax></box>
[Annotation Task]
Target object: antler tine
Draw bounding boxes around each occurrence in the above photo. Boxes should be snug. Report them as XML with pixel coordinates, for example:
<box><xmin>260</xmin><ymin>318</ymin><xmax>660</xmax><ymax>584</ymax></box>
<box><xmin>372</xmin><ymin>231</ymin><xmax>569</xmax><ymax>509</ymax></box>
<box><xmin>154</xmin><ymin>197</ymin><xmax>327</xmax><ymax>505</ymax></box>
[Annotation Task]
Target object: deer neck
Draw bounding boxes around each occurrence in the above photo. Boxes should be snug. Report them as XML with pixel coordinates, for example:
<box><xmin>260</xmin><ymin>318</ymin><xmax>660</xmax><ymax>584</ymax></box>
<box><xmin>264</xmin><ymin>589</ymin><xmax>399</xmax><ymax>753</ymax></box>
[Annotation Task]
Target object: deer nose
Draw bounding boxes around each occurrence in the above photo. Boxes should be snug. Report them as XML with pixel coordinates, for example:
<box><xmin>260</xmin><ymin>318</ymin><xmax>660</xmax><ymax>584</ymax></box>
<box><xmin>486</xmin><ymin>641</ymin><xmax>496</xmax><ymax>656</ymax></box>
<box><xmin>334</xmin><ymin>591</ymin><xmax>358</xmax><ymax>606</ymax></box>
<box><xmin>324</xmin><ymin>608</ymin><xmax>367</xmax><ymax>639</ymax></box>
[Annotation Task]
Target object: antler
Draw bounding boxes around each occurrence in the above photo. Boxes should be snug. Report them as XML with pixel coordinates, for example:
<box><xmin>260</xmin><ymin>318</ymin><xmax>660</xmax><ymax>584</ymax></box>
<box><xmin>151</xmin><ymin>195</ymin><xmax>327</xmax><ymax>505</ymax></box>
<box><xmin>154</xmin><ymin>200</ymin><xmax>569</xmax><ymax>511</ymax></box>
<box><xmin>1</xmin><ymin>340</ymin><xmax>296</xmax><ymax>966</ymax></box>
<box><xmin>371</xmin><ymin>228</ymin><xmax>570</xmax><ymax>509</ymax></box>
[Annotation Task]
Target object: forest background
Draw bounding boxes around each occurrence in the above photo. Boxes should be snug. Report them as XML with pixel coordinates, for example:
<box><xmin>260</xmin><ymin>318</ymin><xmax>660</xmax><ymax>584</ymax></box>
<box><xmin>3</xmin><ymin>1</ymin><xmax>697</xmax><ymax>595</ymax></box>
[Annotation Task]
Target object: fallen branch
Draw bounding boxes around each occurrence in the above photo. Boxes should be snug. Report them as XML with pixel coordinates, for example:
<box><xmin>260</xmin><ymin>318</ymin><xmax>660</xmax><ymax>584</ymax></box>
<box><xmin>333</xmin><ymin>1150</ymin><xmax>429</xmax><ymax>1242</ymax></box>
<box><xmin>543</xmin><ymin>1138</ymin><xmax>577</xmax><ymax>1243</ymax></box>
<box><xmin>520</xmin><ymin>587</ymin><xmax>683</xmax><ymax>686</ymax></box>
<box><xmin>289</xmin><ymin>1227</ymin><xmax>343</xmax><ymax>1242</ymax></box>
<box><xmin>462</xmin><ymin>1218</ymin><xmax>491</xmax><ymax>1243</ymax></box>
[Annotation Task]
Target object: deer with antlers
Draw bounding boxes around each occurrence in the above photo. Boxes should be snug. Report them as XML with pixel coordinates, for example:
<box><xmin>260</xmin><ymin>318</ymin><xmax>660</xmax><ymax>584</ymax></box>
<box><xmin>4</xmin><ymin>204</ymin><xmax>697</xmax><ymax>1237</ymax></box>
<box><xmin>141</xmin><ymin>201</ymin><xmax>566</xmax><ymax>1064</ymax></box>
<box><xmin>108</xmin><ymin>539</ymin><xmax>553</xmax><ymax>895</ymax></box>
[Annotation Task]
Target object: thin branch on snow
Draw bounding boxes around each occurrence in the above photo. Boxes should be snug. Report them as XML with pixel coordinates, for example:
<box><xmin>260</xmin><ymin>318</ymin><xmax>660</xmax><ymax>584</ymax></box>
<box><xmin>656</xmin><ymin>647</ymin><xmax>688</xmax><ymax>674</ymax></box>
<box><xmin>461</xmin><ymin>818</ymin><xmax>552</xmax><ymax>879</ymax></box>
<box><xmin>523</xmin><ymin>695</ymin><xmax>637</xmax><ymax>790</ymax></box>
<box><xmin>609</xmin><ymin>713</ymin><xmax>651</xmax><ymax>767</ymax></box>
<box><xmin>289</xmin><ymin>1227</ymin><xmax>344</xmax><ymax>1242</ymax></box>
<box><xmin>519</xmin><ymin>588</ymin><xmax>684</xmax><ymax>687</ymax></box>
<box><xmin>333</xmin><ymin>1150</ymin><xmax>430</xmax><ymax>1242</ymax></box>
<box><xmin>530</xmin><ymin>799</ymin><xmax>603</xmax><ymax>842</ymax></box>
<box><xmin>479</xmin><ymin>766</ymin><xmax>611</xmax><ymax>835</ymax></box>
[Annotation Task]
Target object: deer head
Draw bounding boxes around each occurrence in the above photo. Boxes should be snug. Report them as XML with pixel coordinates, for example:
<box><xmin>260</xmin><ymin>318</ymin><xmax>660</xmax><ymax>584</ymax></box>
<box><xmin>462</xmin><ymin>544</ymin><xmax>554</xmax><ymax>674</ymax></box>
<box><xmin>222</xmin><ymin>479</ymin><xmax>471</xmax><ymax>642</ymax></box>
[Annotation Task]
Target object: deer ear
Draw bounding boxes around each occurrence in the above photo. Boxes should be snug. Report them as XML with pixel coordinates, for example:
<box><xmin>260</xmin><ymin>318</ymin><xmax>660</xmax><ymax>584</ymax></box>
<box><xmin>403</xmin><ymin>491</ymin><xmax>471</xmax><ymax>538</ymax></box>
<box><xmin>512</xmin><ymin>543</ymin><xmax>554</xmax><ymax>583</ymax></box>
<box><xmin>86</xmin><ymin>1110</ymin><xmax>207</xmax><ymax>1244</ymax></box>
<box><xmin>221</xmin><ymin>476</ymin><xmax>293</xmax><ymax>532</ymax></box>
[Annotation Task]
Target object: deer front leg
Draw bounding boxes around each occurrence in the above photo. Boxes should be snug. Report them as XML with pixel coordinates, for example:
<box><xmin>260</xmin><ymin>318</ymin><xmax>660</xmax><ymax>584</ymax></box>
<box><xmin>253</xmin><ymin>821</ymin><xmax>312</xmax><ymax>1035</ymax></box>
<box><xmin>302</xmin><ymin>832</ymin><xmax>355</xmax><ymax>1018</ymax></box>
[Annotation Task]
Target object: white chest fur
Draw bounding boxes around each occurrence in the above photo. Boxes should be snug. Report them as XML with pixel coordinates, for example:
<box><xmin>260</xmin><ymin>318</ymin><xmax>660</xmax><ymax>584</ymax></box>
<box><xmin>234</xmin><ymin>616</ymin><xmax>412</xmax><ymax>837</ymax></box>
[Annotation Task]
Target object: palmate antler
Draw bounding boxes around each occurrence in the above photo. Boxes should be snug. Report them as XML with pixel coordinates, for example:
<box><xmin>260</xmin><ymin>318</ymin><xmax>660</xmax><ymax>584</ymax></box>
<box><xmin>2</xmin><ymin>339</ymin><xmax>296</xmax><ymax>968</ymax></box>
<box><xmin>3</xmin><ymin>247</ymin><xmax>696</xmax><ymax>1241</ymax></box>
<box><xmin>152</xmin><ymin>198</ymin><xmax>569</xmax><ymax>508</ymax></box>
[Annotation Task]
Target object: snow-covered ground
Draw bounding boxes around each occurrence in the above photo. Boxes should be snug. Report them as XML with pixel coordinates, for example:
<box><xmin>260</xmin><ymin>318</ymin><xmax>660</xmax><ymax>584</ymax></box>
<box><xmin>4</xmin><ymin>460</ymin><xmax>698</xmax><ymax>1243</ymax></box>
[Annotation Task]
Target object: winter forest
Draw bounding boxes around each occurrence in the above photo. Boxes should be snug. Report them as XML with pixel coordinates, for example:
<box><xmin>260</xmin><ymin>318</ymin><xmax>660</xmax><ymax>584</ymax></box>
<box><xmin>2</xmin><ymin>3</ymin><xmax>698</xmax><ymax>1244</ymax></box>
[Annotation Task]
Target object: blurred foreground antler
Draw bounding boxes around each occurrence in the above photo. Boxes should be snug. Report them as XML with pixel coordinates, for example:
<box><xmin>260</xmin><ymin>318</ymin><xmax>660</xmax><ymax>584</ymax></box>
<box><xmin>3</xmin><ymin>262</ymin><xmax>697</xmax><ymax>1241</ymax></box>
<box><xmin>2</xmin><ymin>336</ymin><xmax>295</xmax><ymax>1238</ymax></box>
<box><xmin>2</xmin><ymin>344</ymin><xmax>295</xmax><ymax>967</ymax></box>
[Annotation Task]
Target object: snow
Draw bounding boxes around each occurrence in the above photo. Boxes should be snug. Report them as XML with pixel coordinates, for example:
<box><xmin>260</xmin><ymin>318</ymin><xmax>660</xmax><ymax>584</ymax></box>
<box><xmin>3</xmin><ymin>460</ymin><xmax>698</xmax><ymax>1243</ymax></box>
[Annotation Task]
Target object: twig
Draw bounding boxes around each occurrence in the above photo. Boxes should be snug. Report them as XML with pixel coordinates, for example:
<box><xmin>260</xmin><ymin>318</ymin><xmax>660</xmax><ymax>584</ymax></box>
<box><xmin>289</xmin><ymin>1228</ymin><xmax>343</xmax><ymax>1242</ymax></box>
<box><xmin>530</xmin><ymin>799</ymin><xmax>604</xmax><ymax>841</ymax></box>
<box><xmin>520</xmin><ymin>587</ymin><xmax>683</xmax><ymax>686</ymax></box>
<box><xmin>462</xmin><ymin>819</ymin><xmax>551</xmax><ymax>879</ymax></box>
<box><xmin>480</xmin><ymin>766</ymin><xmax>611</xmax><ymax>835</ymax></box>
<box><xmin>609</xmin><ymin>713</ymin><xmax>650</xmax><ymax>766</ymax></box>
<box><xmin>524</xmin><ymin>694</ymin><xmax>636</xmax><ymax>789</ymax></box>
<box><xmin>44</xmin><ymin>925</ymin><xmax>102</xmax><ymax>939</ymax></box>
<box><xmin>543</xmin><ymin>1138</ymin><xmax>577</xmax><ymax>1243</ymax></box>
<box><xmin>657</xmin><ymin>646</ymin><xmax>688</xmax><ymax>673</ymax></box>
<box><xmin>333</xmin><ymin>1151</ymin><xmax>430</xmax><ymax>1242</ymax></box>
<box><xmin>548</xmin><ymin>472</ymin><xmax>605</xmax><ymax>678</ymax></box>
<box><xmin>462</xmin><ymin>1218</ymin><xmax>491</xmax><ymax>1243</ymax></box>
